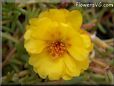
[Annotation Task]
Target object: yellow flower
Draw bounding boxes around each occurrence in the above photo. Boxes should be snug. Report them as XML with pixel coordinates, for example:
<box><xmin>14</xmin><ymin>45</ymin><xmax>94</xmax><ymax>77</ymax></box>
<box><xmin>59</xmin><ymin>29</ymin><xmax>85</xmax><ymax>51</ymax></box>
<box><xmin>24</xmin><ymin>9</ymin><xmax>93</xmax><ymax>80</ymax></box>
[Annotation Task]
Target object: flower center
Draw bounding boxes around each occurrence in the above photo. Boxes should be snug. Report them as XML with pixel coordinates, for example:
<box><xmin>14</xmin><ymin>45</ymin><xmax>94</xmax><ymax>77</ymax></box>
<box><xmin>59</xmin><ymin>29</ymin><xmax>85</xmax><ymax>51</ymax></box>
<box><xmin>47</xmin><ymin>41</ymin><xmax>66</xmax><ymax>58</ymax></box>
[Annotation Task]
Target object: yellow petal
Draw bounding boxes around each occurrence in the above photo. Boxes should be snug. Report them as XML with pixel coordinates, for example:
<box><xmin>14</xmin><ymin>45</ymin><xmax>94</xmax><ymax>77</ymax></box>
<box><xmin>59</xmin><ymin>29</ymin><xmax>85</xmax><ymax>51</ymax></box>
<box><xmin>39</xmin><ymin>9</ymin><xmax>69</xmax><ymax>22</ymax></box>
<box><xmin>47</xmin><ymin>23</ymin><xmax>70</xmax><ymax>41</ymax></box>
<box><xmin>80</xmin><ymin>30</ymin><xmax>93</xmax><ymax>52</ymax></box>
<box><xmin>66</xmin><ymin>28</ymin><xmax>88</xmax><ymax>61</ymax></box>
<box><xmin>66</xmin><ymin>10</ymin><xmax>82</xmax><ymax>30</ymax></box>
<box><xmin>29</xmin><ymin>17</ymin><xmax>52</xmax><ymax>27</ymax></box>
<box><xmin>29</xmin><ymin>51</ymin><xmax>64</xmax><ymax>80</ymax></box>
<box><xmin>62</xmin><ymin>74</ymin><xmax>72</xmax><ymax>80</ymax></box>
<box><xmin>39</xmin><ymin>9</ymin><xmax>82</xmax><ymax>30</ymax></box>
<box><xmin>24</xmin><ymin>28</ymin><xmax>31</xmax><ymax>41</ymax></box>
<box><xmin>63</xmin><ymin>54</ymin><xmax>81</xmax><ymax>77</ymax></box>
<box><xmin>24</xmin><ymin>39</ymin><xmax>45</xmax><ymax>54</ymax></box>
<box><xmin>25</xmin><ymin>17</ymin><xmax>59</xmax><ymax>41</ymax></box>
<box><xmin>76</xmin><ymin>58</ymin><xmax>90</xmax><ymax>73</ymax></box>
<box><xmin>29</xmin><ymin>17</ymin><xmax>39</xmax><ymax>26</ymax></box>
<box><xmin>24</xmin><ymin>25</ymin><xmax>39</xmax><ymax>40</ymax></box>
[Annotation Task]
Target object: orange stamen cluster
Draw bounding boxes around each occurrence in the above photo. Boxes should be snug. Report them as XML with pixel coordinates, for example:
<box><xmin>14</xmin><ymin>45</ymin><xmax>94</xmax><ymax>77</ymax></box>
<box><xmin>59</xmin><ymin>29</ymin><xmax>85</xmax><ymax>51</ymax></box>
<box><xmin>48</xmin><ymin>41</ymin><xmax>66</xmax><ymax>58</ymax></box>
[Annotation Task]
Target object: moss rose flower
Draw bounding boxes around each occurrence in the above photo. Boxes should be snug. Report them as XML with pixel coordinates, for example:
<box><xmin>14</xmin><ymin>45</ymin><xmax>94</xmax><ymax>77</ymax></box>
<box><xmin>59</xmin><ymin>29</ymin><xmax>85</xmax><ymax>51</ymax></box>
<box><xmin>24</xmin><ymin>9</ymin><xmax>93</xmax><ymax>80</ymax></box>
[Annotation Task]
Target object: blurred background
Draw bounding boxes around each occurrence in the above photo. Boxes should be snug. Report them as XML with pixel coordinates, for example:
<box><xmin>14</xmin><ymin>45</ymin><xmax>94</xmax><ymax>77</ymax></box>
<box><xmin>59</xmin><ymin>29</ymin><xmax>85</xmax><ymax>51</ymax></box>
<box><xmin>1</xmin><ymin>0</ymin><xmax>114</xmax><ymax>85</ymax></box>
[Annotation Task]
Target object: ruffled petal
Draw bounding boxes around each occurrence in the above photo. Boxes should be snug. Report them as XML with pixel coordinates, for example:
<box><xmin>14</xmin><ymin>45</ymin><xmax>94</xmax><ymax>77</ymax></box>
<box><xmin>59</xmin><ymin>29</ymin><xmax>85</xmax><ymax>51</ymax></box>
<box><xmin>24</xmin><ymin>28</ymin><xmax>32</xmax><ymax>41</ymax></box>
<box><xmin>63</xmin><ymin>54</ymin><xmax>81</xmax><ymax>77</ymax></box>
<box><xmin>29</xmin><ymin>51</ymin><xmax>64</xmax><ymax>80</ymax></box>
<box><xmin>80</xmin><ymin>30</ymin><xmax>93</xmax><ymax>52</ymax></box>
<box><xmin>66</xmin><ymin>28</ymin><xmax>88</xmax><ymax>61</ymax></box>
<box><xmin>66</xmin><ymin>10</ymin><xmax>82</xmax><ymax>30</ymax></box>
<box><xmin>62</xmin><ymin>74</ymin><xmax>72</xmax><ymax>80</ymax></box>
<box><xmin>76</xmin><ymin>58</ymin><xmax>90</xmax><ymax>73</ymax></box>
<box><xmin>24</xmin><ymin>39</ymin><xmax>45</xmax><ymax>54</ymax></box>
<box><xmin>25</xmin><ymin>17</ymin><xmax>59</xmax><ymax>41</ymax></box>
<box><xmin>39</xmin><ymin>9</ymin><xmax>69</xmax><ymax>22</ymax></box>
